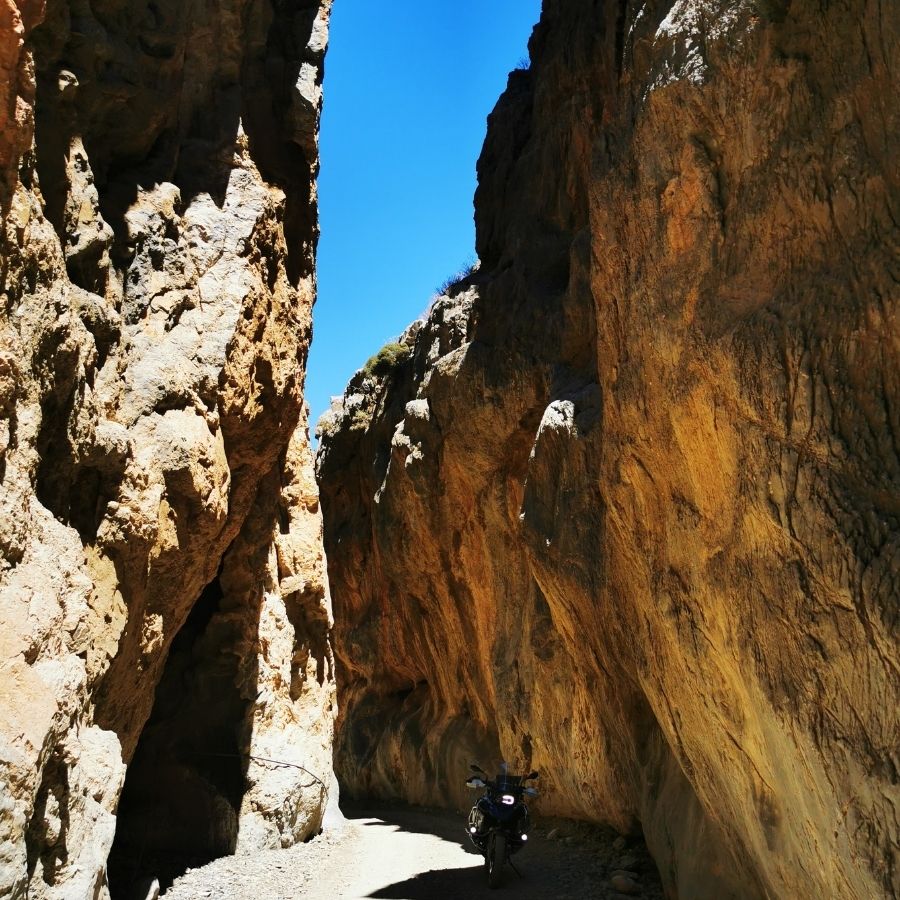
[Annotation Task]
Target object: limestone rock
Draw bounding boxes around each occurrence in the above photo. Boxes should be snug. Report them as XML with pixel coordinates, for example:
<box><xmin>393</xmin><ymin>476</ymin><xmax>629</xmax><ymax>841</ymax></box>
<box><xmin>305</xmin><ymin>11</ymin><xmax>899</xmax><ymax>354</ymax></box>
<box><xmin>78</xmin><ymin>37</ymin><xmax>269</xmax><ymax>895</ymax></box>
<box><xmin>0</xmin><ymin>1</ymin><xmax>334</xmax><ymax>897</ymax></box>
<box><xmin>610</xmin><ymin>874</ymin><xmax>640</xmax><ymax>896</ymax></box>
<box><xmin>318</xmin><ymin>2</ymin><xmax>899</xmax><ymax>899</ymax></box>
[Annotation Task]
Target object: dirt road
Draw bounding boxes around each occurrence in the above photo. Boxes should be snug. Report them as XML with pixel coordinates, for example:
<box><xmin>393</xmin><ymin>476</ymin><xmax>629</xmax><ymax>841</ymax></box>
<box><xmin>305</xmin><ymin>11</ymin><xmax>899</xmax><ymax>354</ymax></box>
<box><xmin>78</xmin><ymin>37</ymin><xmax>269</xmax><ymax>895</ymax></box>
<box><xmin>161</xmin><ymin>805</ymin><xmax>663</xmax><ymax>899</ymax></box>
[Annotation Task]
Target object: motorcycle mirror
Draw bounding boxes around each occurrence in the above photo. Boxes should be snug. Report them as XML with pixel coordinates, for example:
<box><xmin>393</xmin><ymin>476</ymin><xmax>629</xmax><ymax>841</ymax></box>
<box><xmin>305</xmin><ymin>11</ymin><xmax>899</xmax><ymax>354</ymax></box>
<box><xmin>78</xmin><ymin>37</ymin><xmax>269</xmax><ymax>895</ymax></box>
<box><xmin>527</xmin><ymin>771</ymin><xmax>539</xmax><ymax>780</ymax></box>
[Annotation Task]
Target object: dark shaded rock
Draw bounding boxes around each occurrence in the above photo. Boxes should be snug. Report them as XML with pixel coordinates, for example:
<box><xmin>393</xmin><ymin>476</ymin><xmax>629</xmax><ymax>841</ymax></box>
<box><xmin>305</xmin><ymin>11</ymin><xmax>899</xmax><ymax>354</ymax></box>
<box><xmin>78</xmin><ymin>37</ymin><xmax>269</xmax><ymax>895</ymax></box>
<box><xmin>610</xmin><ymin>874</ymin><xmax>641</xmax><ymax>895</ymax></box>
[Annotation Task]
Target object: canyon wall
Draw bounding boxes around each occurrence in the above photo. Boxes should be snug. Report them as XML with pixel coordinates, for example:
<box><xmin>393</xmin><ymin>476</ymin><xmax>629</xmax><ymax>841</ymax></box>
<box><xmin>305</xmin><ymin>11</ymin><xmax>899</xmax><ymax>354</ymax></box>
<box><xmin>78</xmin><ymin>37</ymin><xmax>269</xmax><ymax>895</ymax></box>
<box><xmin>317</xmin><ymin>1</ymin><xmax>899</xmax><ymax>898</ymax></box>
<box><xmin>0</xmin><ymin>1</ymin><xmax>335</xmax><ymax>897</ymax></box>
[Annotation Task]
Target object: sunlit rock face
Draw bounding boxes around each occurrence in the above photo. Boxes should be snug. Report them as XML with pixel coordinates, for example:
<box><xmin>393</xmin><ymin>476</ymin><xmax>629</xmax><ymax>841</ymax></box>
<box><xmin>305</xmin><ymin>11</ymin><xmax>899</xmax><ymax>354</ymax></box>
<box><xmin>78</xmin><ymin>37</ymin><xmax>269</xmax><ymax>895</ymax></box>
<box><xmin>0</xmin><ymin>1</ymin><xmax>334</xmax><ymax>897</ymax></box>
<box><xmin>317</xmin><ymin>1</ymin><xmax>898</xmax><ymax>898</ymax></box>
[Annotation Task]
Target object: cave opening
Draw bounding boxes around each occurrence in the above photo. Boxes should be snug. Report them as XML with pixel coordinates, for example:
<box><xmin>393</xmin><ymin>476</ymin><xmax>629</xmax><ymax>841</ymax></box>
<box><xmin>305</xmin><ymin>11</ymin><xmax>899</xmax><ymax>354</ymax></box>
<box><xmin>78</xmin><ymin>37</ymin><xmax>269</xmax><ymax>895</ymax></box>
<box><xmin>107</xmin><ymin>574</ymin><xmax>253</xmax><ymax>898</ymax></box>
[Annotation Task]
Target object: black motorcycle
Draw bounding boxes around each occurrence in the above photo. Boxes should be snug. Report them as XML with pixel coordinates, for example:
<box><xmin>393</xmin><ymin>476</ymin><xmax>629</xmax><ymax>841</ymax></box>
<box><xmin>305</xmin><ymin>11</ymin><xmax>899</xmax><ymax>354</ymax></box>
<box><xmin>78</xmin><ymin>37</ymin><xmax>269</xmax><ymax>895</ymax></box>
<box><xmin>465</xmin><ymin>762</ymin><xmax>538</xmax><ymax>888</ymax></box>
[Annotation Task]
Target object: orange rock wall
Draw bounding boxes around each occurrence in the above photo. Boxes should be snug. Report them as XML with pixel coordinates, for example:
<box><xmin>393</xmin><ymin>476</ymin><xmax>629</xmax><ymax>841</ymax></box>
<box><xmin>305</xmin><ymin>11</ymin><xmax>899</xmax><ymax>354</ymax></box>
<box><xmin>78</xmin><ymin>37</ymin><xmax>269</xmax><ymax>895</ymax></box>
<box><xmin>318</xmin><ymin>2</ymin><xmax>899</xmax><ymax>898</ymax></box>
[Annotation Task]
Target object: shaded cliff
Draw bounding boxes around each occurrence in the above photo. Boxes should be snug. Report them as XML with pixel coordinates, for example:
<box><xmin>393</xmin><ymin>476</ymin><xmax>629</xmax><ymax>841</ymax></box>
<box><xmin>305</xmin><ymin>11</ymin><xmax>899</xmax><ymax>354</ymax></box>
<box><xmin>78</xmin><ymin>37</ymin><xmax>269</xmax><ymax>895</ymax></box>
<box><xmin>317</xmin><ymin>1</ymin><xmax>899</xmax><ymax>898</ymax></box>
<box><xmin>0</xmin><ymin>1</ymin><xmax>334</xmax><ymax>897</ymax></box>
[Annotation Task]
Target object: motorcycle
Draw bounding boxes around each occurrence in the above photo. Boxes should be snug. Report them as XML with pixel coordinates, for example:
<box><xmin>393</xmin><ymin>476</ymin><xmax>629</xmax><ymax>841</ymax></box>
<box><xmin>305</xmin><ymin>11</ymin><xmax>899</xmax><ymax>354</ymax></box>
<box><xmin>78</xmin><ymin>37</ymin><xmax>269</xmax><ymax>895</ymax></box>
<box><xmin>465</xmin><ymin>762</ymin><xmax>538</xmax><ymax>888</ymax></box>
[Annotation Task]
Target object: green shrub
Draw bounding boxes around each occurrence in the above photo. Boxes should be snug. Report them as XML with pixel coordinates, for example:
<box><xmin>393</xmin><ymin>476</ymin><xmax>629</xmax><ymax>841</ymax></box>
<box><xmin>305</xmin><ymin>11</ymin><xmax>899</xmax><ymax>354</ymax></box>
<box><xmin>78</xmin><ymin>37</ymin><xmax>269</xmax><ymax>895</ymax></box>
<box><xmin>362</xmin><ymin>341</ymin><xmax>411</xmax><ymax>378</ymax></box>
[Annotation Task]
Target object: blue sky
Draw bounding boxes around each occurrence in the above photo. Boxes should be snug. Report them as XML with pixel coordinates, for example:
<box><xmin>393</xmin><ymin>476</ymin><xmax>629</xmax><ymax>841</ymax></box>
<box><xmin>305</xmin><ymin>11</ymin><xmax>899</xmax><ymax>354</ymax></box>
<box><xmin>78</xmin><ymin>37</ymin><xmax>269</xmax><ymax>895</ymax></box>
<box><xmin>307</xmin><ymin>0</ymin><xmax>543</xmax><ymax>436</ymax></box>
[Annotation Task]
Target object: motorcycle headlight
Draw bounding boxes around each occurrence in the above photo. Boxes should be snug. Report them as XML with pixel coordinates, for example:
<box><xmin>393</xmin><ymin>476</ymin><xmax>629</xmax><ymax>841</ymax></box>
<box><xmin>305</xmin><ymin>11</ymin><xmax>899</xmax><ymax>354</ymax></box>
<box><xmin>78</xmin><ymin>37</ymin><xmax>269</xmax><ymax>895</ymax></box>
<box><xmin>521</xmin><ymin>833</ymin><xmax>528</xmax><ymax>841</ymax></box>
<box><xmin>501</xmin><ymin>794</ymin><xmax>515</xmax><ymax>805</ymax></box>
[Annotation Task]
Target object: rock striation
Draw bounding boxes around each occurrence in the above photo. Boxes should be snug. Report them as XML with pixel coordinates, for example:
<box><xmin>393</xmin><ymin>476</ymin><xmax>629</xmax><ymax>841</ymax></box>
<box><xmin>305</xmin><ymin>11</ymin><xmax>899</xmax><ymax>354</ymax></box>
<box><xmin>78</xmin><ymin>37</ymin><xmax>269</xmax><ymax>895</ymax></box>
<box><xmin>317</xmin><ymin>2</ymin><xmax>899</xmax><ymax>898</ymax></box>
<box><xmin>0</xmin><ymin>1</ymin><xmax>334</xmax><ymax>898</ymax></box>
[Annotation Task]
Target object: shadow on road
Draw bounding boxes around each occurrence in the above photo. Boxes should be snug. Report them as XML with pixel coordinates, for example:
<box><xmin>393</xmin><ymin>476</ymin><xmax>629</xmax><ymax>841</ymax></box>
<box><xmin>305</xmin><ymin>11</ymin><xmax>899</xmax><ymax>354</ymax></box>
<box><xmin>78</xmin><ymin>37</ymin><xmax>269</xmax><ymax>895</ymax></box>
<box><xmin>345</xmin><ymin>803</ymin><xmax>481</xmax><ymax>854</ymax></box>
<box><xmin>366</xmin><ymin>863</ymin><xmax>509</xmax><ymax>899</ymax></box>
<box><xmin>368</xmin><ymin>867</ymin><xmax>496</xmax><ymax>900</ymax></box>
<box><xmin>339</xmin><ymin>802</ymin><xmax>664</xmax><ymax>900</ymax></box>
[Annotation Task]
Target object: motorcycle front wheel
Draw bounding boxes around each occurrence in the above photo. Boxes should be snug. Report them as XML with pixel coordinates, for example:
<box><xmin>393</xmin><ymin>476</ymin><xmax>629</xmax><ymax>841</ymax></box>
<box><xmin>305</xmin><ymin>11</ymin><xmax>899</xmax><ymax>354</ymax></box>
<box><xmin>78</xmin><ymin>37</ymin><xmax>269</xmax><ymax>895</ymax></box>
<box><xmin>487</xmin><ymin>831</ymin><xmax>506</xmax><ymax>889</ymax></box>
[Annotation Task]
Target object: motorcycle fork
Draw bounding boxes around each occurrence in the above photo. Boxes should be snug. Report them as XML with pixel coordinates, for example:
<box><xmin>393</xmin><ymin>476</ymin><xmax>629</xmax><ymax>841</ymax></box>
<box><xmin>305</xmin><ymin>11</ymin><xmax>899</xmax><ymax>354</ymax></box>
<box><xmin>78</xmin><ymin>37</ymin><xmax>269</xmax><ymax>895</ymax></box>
<box><xmin>501</xmin><ymin>832</ymin><xmax>522</xmax><ymax>878</ymax></box>
<box><xmin>490</xmin><ymin>830</ymin><xmax>522</xmax><ymax>878</ymax></box>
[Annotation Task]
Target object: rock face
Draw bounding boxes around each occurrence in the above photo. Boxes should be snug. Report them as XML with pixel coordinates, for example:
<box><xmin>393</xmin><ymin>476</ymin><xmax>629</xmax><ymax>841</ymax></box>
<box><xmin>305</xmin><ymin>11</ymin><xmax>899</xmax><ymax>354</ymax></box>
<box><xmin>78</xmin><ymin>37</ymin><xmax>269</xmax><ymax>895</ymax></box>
<box><xmin>0</xmin><ymin>1</ymin><xmax>334</xmax><ymax>898</ymax></box>
<box><xmin>317</xmin><ymin>2</ymin><xmax>898</xmax><ymax>899</ymax></box>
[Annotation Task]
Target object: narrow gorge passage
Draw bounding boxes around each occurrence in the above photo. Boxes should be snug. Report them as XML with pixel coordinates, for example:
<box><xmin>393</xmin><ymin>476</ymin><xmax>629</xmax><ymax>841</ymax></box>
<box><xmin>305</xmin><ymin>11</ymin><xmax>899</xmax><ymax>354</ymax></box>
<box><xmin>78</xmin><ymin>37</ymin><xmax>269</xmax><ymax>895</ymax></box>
<box><xmin>0</xmin><ymin>0</ymin><xmax>897</xmax><ymax>898</ymax></box>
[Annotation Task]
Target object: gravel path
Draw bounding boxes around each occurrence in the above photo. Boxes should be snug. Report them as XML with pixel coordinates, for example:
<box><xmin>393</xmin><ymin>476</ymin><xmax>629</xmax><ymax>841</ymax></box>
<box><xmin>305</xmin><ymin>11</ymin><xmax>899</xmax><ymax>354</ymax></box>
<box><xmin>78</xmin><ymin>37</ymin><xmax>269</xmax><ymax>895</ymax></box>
<box><xmin>161</xmin><ymin>804</ymin><xmax>664</xmax><ymax>900</ymax></box>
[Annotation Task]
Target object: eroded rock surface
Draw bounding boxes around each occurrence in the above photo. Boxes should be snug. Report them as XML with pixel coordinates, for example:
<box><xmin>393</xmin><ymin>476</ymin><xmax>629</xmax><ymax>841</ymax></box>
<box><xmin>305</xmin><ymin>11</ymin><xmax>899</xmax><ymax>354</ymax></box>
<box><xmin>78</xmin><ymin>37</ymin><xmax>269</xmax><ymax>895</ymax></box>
<box><xmin>0</xmin><ymin>1</ymin><xmax>334</xmax><ymax>897</ymax></box>
<box><xmin>318</xmin><ymin>2</ymin><xmax>899</xmax><ymax>898</ymax></box>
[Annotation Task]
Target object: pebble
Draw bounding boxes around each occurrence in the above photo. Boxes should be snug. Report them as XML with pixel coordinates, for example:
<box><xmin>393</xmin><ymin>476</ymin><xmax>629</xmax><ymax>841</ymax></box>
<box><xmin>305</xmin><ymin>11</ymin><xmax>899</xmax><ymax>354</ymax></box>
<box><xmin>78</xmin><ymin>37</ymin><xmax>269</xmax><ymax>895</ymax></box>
<box><xmin>611</xmin><ymin>873</ymin><xmax>641</xmax><ymax>895</ymax></box>
<box><xmin>612</xmin><ymin>836</ymin><xmax>627</xmax><ymax>851</ymax></box>
<box><xmin>618</xmin><ymin>853</ymin><xmax>639</xmax><ymax>869</ymax></box>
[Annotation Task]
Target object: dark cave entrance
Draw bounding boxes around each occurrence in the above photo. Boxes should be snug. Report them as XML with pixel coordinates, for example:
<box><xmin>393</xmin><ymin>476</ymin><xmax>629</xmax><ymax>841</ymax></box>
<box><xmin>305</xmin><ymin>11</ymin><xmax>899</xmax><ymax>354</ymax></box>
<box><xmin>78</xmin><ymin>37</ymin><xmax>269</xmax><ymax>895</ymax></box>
<box><xmin>107</xmin><ymin>575</ymin><xmax>253</xmax><ymax>898</ymax></box>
